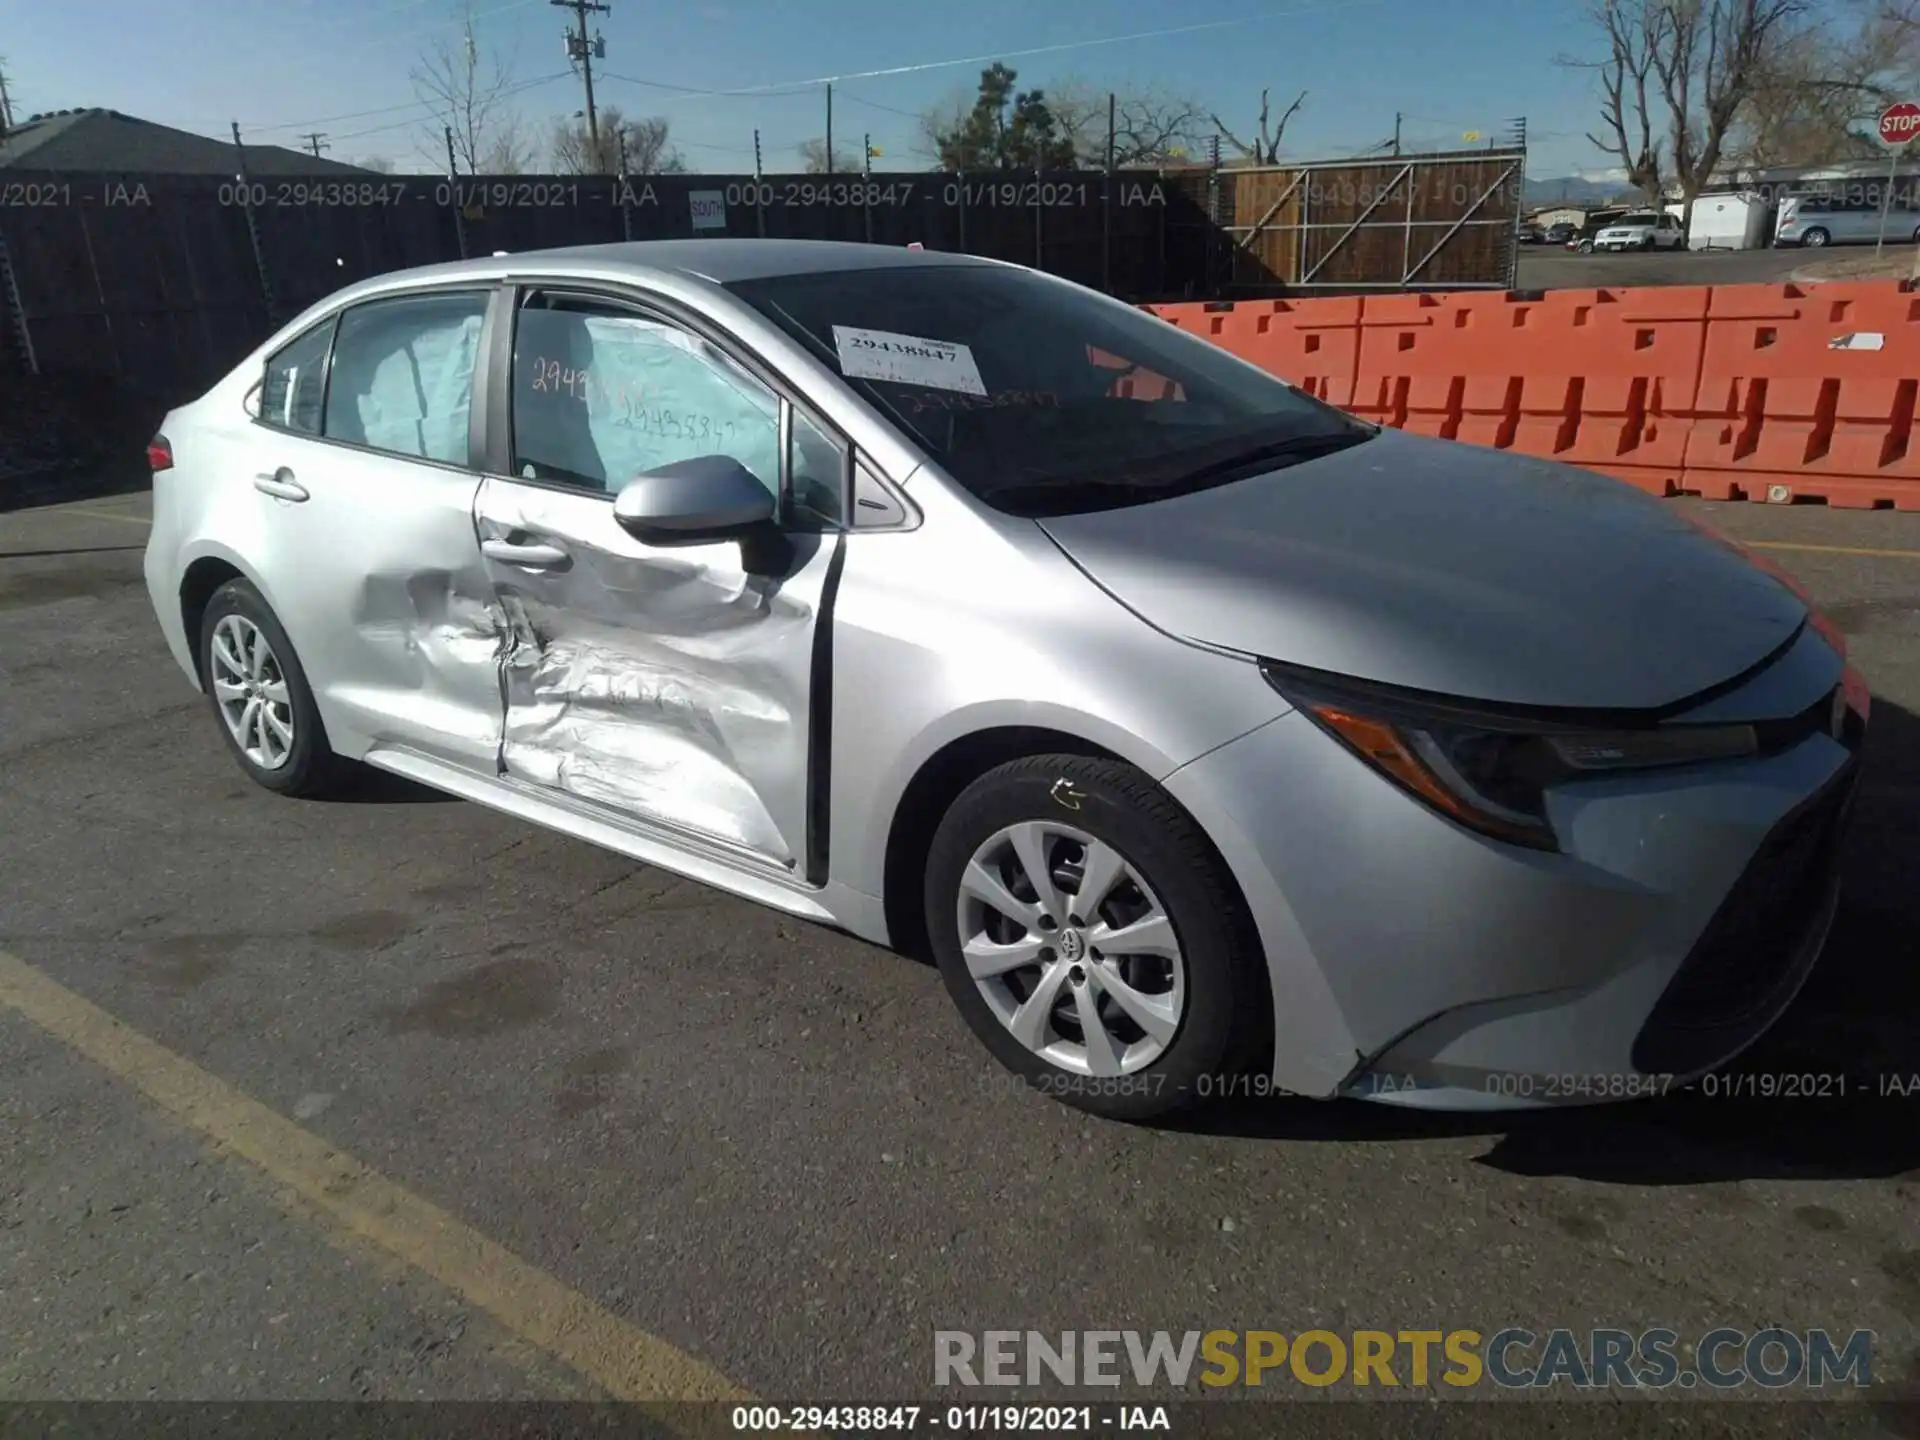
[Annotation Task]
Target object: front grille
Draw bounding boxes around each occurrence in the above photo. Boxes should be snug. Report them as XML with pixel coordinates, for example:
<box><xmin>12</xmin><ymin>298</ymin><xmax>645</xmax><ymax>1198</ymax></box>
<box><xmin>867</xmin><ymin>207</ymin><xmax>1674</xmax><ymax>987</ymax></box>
<box><xmin>1631</xmin><ymin>763</ymin><xmax>1858</xmax><ymax>1077</ymax></box>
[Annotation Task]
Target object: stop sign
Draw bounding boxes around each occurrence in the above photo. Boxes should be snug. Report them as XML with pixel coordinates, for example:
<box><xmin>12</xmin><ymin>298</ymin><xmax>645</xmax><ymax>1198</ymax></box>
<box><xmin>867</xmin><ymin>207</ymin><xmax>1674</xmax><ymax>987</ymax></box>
<box><xmin>1880</xmin><ymin>101</ymin><xmax>1920</xmax><ymax>148</ymax></box>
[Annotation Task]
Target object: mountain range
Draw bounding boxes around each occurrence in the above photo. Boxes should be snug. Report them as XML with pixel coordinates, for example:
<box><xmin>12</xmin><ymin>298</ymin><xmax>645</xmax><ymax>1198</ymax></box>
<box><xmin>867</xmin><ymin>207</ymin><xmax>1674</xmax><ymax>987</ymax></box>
<box><xmin>1523</xmin><ymin>175</ymin><xmax>1636</xmax><ymax>207</ymax></box>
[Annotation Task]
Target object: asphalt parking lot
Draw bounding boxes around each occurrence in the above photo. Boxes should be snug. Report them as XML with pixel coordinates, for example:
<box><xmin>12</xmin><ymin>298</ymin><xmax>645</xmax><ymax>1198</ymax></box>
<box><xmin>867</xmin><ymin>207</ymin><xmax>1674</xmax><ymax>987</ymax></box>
<box><xmin>1515</xmin><ymin>241</ymin><xmax>1917</xmax><ymax>290</ymax></box>
<box><xmin>2</xmin><ymin>483</ymin><xmax>1919</xmax><ymax>1427</ymax></box>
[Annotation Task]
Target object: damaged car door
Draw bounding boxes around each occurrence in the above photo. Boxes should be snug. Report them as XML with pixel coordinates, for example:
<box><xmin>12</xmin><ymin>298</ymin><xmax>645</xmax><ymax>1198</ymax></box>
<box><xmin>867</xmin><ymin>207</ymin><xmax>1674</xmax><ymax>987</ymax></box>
<box><xmin>248</xmin><ymin>288</ymin><xmax>505</xmax><ymax>772</ymax></box>
<box><xmin>473</xmin><ymin>288</ymin><xmax>844</xmax><ymax>874</ymax></box>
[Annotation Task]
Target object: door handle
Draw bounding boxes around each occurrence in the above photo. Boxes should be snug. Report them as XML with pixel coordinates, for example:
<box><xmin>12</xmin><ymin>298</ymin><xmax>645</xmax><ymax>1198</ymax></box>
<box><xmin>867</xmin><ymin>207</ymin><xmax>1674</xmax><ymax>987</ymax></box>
<box><xmin>482</xmin><ymin>538</ymin><xmax>571</xmax><ymax>568</ymax></box>
<box><xmin>254</xmin><ymin>468</ymin><xmax>309</xmax><ymax>502</ymax></box>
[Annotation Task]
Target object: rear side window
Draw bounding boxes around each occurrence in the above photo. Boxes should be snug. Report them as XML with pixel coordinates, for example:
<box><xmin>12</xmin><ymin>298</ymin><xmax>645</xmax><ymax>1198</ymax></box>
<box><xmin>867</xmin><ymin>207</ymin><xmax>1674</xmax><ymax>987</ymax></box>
<box><xmin>259</xmin><ymin>321</ymin><xmax>333</xmax><ymax>436</ymax></box>
<box><xmin>323</xmin><ymin>290</ymin><xmax>489</xmax><ymax>464</ymax></box>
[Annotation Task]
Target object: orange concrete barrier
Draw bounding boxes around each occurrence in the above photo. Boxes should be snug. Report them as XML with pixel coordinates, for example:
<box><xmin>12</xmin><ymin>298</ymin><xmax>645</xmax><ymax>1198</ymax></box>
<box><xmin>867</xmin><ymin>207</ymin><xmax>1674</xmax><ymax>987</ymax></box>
<box><xmin>1151</xmin><ymin>297</ymin><xmax>1362</xmax><ymax>407</ymax></box>
<box><xmin>1148</xmin><ymin>278</ymin><xmax>1920</xmax><ymax>511</ymax></box>
<box><xmin>1347</xmin><ymin>287</ymin><xmax>1708</xmax><ymax>496</ymax></box>
<box><xmin>1681</xmin><ymin>282</ymin><xmax>1920</xmax><ymax>509</ymax></box>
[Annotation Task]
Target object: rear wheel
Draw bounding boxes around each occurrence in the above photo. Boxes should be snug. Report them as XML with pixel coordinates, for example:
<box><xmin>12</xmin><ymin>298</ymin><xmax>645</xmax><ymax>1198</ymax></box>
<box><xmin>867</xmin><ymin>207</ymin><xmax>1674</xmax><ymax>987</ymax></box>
<box><xmin>199</xmin><ymin>578</ymin><xmax>349</xmax><ymax>797</ymax></box>
<box><xmin>925</xmin><ymin>755</ymin><xmax>1268</xmax><ymax>1121</ymax></box>
<box><xmin>1802</xmin><ymin>227</ymin><xmax>1830</xmax><ymax>248</ymax></box>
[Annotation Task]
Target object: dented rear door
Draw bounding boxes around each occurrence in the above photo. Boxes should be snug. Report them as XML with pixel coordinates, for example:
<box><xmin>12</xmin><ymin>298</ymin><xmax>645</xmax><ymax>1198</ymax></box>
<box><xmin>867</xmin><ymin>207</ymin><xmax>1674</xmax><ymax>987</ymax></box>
<box><xmin>250</xmin><ymin>288</ymin><xmax>505</xmax><ymax>772</ymax></box>
<box><xmin>472</xmin><ymin>289</ymin><xmax>836</xmax><ymax>873</ymax></box>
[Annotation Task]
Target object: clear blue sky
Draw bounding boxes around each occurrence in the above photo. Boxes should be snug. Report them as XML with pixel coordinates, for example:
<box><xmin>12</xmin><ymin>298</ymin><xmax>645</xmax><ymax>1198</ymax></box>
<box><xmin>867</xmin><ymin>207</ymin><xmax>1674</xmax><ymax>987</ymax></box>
<box><xmin>2</xmin><ymin>0</ymin><xmax>1623</xmax><ymax>178</ymax></box>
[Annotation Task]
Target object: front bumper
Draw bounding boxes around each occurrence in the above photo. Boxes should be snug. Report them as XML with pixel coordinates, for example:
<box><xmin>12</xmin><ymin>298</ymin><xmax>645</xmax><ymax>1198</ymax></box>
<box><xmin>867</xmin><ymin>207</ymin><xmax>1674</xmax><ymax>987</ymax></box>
<box><xmin>1162</xmin><ymin>657</ymin><xmax>1867</xmax><ymax>1109</ymax></box>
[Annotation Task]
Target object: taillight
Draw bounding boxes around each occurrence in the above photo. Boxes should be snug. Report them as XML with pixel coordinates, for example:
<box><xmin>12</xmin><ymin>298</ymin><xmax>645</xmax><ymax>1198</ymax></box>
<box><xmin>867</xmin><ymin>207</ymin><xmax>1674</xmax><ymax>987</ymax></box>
<box><xmin>148</xmin><ymin>435</ymin><xmax>173</xmax><ymax>472</ymax></box>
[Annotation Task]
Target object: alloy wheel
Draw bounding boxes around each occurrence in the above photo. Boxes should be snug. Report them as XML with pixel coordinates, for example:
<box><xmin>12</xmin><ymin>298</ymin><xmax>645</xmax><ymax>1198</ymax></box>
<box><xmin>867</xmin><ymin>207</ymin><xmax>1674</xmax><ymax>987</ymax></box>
<box><xmin>955</xmin><ymin>821</ymin><xmax>1186</xmax><ymax>1076</ymax></box>
<box><xmin>210</xmin><ymin>613</ymin><xmax>295</xmax><ymax>770</ymax></box>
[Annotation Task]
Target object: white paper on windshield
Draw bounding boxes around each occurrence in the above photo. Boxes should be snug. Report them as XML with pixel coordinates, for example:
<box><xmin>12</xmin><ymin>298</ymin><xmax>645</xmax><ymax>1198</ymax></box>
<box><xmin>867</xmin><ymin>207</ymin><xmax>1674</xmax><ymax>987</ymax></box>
<box><xmin>832</xmin><ymin>325</ymin><xmax>986</xmax><ymax>395</ymax></box>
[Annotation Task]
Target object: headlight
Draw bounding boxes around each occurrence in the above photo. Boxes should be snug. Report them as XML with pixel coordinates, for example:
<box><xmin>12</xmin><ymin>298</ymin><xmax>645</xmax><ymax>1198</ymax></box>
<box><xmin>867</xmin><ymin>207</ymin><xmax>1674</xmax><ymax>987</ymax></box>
<box><xmin>1262</xmin><ymin>664</ymin><xmax>1759</xmax><ymax>853</ymax></box>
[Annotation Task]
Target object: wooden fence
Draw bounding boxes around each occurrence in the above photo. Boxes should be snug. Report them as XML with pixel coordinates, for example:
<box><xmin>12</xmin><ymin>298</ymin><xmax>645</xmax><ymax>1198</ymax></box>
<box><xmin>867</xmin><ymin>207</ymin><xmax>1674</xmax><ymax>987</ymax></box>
<box><xmin>1213</xmin><ymin>148</ymin><xmax>1528</xmax><ymax>291</ymax></box>
<box><xmin>0</xmin><ymin>148</ymin><xmax>1525</xmax><ymax>403</ymax></box>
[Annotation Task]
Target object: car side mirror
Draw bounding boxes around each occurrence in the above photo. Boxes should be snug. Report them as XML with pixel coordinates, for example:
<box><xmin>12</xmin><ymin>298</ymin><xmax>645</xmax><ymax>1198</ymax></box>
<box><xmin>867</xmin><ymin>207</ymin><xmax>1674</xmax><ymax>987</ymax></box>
<box><xmin>611</xmin><ymin>454</ymin><xmax>778</xmax><ymax>547</ymax></box>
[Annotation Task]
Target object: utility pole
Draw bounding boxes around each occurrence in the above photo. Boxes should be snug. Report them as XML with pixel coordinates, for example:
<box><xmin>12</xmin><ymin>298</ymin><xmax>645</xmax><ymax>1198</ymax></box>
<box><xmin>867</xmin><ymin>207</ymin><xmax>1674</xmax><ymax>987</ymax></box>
<box><xmin>301</xmin><ymin>132</ymin><xmax>330</xmax><ymax>158</ymax></box>
<box><xmin>753</xmin><ymin>128</ymin><xmax>766</xmax><ymax>237</ymax></box>
<box><xmin>824</xmin><ymin>82</ymin><xmax>833</xmax><ymax>175</ymax></box>
<box><xmin>553</xmin><ymin>0</ymin><xmax>609</xmax><ymax>161</ymax></box>
<box><xmin>1391</xmin><ymin>112</ymin><xmax>1401</xmax><ymax>157</ymax></box>
<box><xmin>0</xmin><ymin>61</ymin><xmax>15</xmax><ymax>134</ymax></box>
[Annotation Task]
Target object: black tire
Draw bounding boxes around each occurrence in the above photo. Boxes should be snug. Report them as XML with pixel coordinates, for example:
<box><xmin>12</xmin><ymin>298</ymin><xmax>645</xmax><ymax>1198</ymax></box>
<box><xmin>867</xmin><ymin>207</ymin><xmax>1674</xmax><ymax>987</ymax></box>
<box><xmin>199</xmin><ymin>578</ymin><xmax>350</xmax><ymax>798</ymax></box>
<box><xmin>924</xmin><ymin>755</ymin><xmax>1269</xmax><ymax>1122</ymax></box>
<box><xmin>1802</xmin><ymin>227</ymin><xmax>1829</xmax><ymax>248</ymax></box>
<box><xmin>1640</xmin><ymin>235</ymin><xmax>1656</xmax><ymax>251</ymax></box>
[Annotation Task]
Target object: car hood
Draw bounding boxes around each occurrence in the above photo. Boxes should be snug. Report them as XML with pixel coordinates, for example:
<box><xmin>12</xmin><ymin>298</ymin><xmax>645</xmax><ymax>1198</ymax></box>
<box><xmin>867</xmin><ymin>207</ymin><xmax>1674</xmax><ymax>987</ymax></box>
<box><xmin>1037</xmin><ymin>427</ymin><xmax>1807</xmax><ymax>710</ymax></box>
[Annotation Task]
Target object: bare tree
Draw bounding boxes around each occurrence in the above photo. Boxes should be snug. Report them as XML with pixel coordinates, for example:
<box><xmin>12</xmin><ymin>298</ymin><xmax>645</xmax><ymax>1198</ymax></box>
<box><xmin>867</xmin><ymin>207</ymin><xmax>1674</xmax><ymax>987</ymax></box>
<box><xmin>1210</xmin><ymin>88</ymin><xmax>1307</xmax><ymax>166</ymax></box>
<box><xmin>1727</xmin><ymin>0</ymin><xmax>1920</xmax><ymax>167</ymax></box>
<box><xmin>1565</xmin><ymin>0</ymin><xmax>1830</xmax><ymax>224</ymax></box>
<box><xmin>798</xmin><ymin>137</ymin><xmax>862</xmax><ymax>173</ymax></box>
<box><xmin>1662</xmin><ymin>0</ymin><xmax>1821</xmax><ymax>223</ymax></box>
<box><xmin>1563</xmin><ymin>0</ymin><xmax>1670</xmax><ymax>199</ymax></box>
<box><xmin>411</xmin><ymin>8</ymin><xmax>524</xmax><ymax>173</ymax></box>
<box><xmin>551</xmin><ymin>106</ymin><xmax>686</xmax><ymax>174</ymax></box>
<box><xmin>1047</xmin><ymin>80</ymin><xmax>1206</xmax><ymax>166</ymax></box>
<box><xmin>916</xmin><ymin>89</ymin><xmax>973</xmax><ymax>165</ymax></box>
<box><xmin>477</xmin><ymin>112</ymin><xmax>535</xmax><ymax>175</ymax></box>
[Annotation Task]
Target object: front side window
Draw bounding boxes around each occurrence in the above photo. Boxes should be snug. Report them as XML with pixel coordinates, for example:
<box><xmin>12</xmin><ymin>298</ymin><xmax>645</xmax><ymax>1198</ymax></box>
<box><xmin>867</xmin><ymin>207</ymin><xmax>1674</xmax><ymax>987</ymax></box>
<box><xmin>259</xmin><ymin>320</ymin><xmax>333</xmax><ymax>436</ymax></box>
<box><xmin>727</xmin><ymin>263</ymin><xmax>1371</xmax><ymax>517</ymax></box>
<box><xmin>322</xmin><ymin>290</ymin><xmax>488</xmax><ymax>464</ymax></box>
<box><xmin>509</xmin><ymin>294</ymin><xmax>780</xmax><ymax>498</ymax></box>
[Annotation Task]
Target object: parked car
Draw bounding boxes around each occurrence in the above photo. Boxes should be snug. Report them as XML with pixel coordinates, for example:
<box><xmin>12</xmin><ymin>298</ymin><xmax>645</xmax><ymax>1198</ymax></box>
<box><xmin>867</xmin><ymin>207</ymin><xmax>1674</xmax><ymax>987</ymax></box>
<box><xmin>1543</xmin><ymin>222</ymin><xmax>1577</xmax><ymax>245</ymax></box>
<box><xmin>142</xmin><ymin>239</ymin><xmax>1870</xmax><ymax>1121</ymax></box>
<box><xmin>1592</xmin><ymin>211</ymin><xmax>1688</xmax><ymax>251</ymax></box>
<box><xmin>1775</xmin><ymin>192</ymin><xmax>1920</xmax><ymax>248</ymax></box>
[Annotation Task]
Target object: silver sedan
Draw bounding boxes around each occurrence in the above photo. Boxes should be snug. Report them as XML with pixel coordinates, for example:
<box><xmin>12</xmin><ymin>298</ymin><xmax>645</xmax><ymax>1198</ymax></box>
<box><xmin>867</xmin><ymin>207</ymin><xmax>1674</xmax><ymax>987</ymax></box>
<box><xmin>142</xmin><ymin>239</ymin><xmax>1869</xmax><ymax>1119</ymax></box>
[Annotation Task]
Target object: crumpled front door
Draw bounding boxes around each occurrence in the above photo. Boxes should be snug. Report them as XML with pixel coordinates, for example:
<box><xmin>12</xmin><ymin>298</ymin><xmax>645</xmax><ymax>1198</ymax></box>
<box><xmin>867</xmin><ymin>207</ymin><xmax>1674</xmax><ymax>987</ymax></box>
<box><xmin>473</xmin><ymin>475</ymin><xmax>828</xmax><ymax>871</ymax></box>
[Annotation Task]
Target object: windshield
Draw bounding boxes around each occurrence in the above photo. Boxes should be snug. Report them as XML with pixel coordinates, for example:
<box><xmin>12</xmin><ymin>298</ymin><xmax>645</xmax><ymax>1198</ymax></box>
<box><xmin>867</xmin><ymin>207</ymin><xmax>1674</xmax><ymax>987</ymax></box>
<box><xmin>726</xmin><ymin>263</ymin><xmax>1372</xmax><ymax>517</ymax></box>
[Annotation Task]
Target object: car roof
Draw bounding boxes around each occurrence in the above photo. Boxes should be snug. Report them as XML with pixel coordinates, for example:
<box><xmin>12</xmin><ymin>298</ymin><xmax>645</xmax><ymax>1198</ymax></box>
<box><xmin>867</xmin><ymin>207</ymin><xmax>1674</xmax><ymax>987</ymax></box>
<box><xmin>550</xmin><ymin>237</ymin><xmax>1006</xmax><ymax>281</ymax></box>
<box><xmin>388</xmin><ymin>238</ymin><xmax>1005</xmax><ymax>290</ymax></box>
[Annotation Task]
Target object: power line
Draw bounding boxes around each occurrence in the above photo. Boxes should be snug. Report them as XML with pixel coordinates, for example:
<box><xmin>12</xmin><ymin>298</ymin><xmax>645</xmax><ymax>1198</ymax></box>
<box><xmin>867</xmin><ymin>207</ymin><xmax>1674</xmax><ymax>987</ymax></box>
<box><xmin>596</xmin><ymin>70</ymin><xmax>819</xmax><ymax>100</ymax></box>
<box><xmin>245</xmin><ymin>70</ymin><xmax>573</xmax><ymax>136</ymax></box>
<box><xmin>837</xmin><ymin>91</ymin><xmax>923</xmax><ymax>120</ymax></box>
<box><xmin>300</xmin><ymin>131</ymin><xmax>331</xmax><ymax>156</ymax></box>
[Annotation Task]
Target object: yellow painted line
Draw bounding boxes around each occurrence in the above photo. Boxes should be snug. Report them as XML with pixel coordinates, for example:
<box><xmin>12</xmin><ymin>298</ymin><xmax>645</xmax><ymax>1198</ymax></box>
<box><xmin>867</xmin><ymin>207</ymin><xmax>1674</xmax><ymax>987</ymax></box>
<box><xmin>0</xmin><ymin>947</ymin><xmax>756</xmax><ymax>1413</ymax></box>
<box><xmin>1746</xmin><ymin>540</ymin><xmax>1920</xmax><ymax>560</ymax></box>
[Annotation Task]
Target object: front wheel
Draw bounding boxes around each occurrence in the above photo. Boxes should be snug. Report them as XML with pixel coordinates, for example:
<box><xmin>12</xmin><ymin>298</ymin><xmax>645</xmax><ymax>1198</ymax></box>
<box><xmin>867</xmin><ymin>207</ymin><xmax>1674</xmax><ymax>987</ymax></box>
<box><xmin>925</xmin><ymin>755</ymin><xmax>1268</xmax><ymax>1121</ymax></box>
<box><xmin>1802</xmin><ymin>227</ymin><xmax>1830</xmax><ymax>248</ymax></box>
